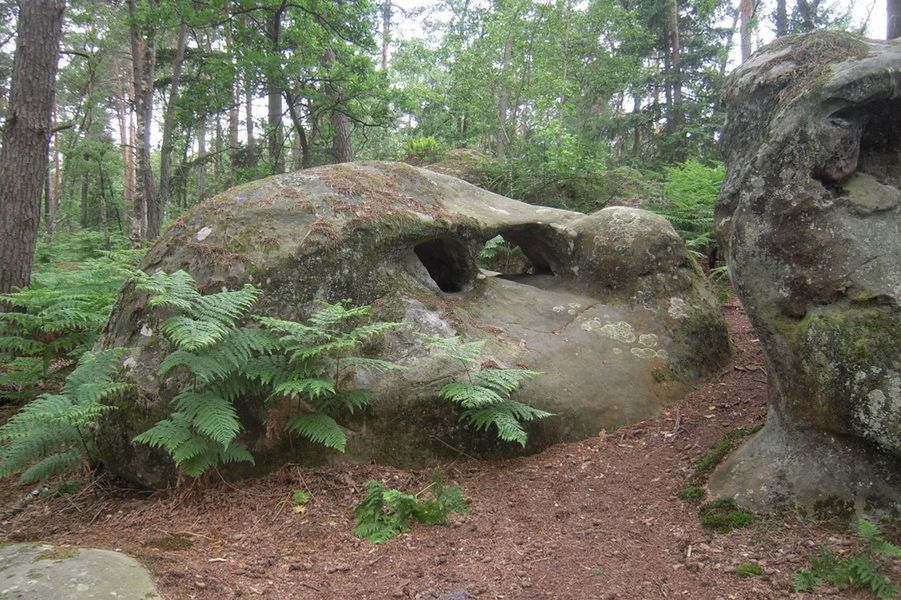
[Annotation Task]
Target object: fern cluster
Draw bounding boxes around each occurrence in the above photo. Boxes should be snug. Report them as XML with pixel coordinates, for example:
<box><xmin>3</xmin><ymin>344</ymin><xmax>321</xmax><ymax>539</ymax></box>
<box><xmin>353</xmin><ymin>476</ymin><xmax>469</xmax><ymax>543</ymax></box>
<box><xmin>792</xmin><ymin>519</ymin><xmax>900</xmax><ymax>599</ymax></box>
<box><xmin>648</xmin><ymin>159</ymin><xmax>724</xmax><ymax>258</ymax></box>
<box><xmin>425</xmin><ymin>335</ymin><xmax>551</xmax><ymax>447</ymax></box>
<box><xmin>0</xmin><ymin>245</ymin><xmax>139</xmax><ymax>400</ymax></box>
<box><xmin>0</xmin><ymin>349</ymin><xmax>128</xmax><ymax>482</ymax></box>
<box><xmin>257</xmin><ymin>302</ymin><xmax>406</xmax><ymax>452</ymax></box>
<box><xmin>133</xmin><ymin>270</ymin><xmax>406</xmax><ymax>477</ymax></box>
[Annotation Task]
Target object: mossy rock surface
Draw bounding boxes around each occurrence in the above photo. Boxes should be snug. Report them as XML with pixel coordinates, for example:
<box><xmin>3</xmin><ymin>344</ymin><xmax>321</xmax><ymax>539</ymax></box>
<box><xmin>96</xmin><ymin>161</ymin><xmax>730</xmax><ymax>487</ymax></box>
<box><xmin>712</xmin><ymin>32</ymin><xmax>901</xmax><ymax>513</ymax></box>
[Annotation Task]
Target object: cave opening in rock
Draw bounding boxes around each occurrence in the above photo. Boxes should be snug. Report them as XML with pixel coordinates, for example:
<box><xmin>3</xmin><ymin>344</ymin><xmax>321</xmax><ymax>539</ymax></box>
<box><xmin>478</xmin><ymin>226</ymin><xmax>558</xmax><ymax>286</ymax></box>
<box><xmin>835</xmin><ymin>98</ymin><xmax>901</xmax><ymax>188</ymax></box>
<box><xmin>413</xmin><ymin>237</ymin><xmax>473</xmax><ymax>293</ymax></box>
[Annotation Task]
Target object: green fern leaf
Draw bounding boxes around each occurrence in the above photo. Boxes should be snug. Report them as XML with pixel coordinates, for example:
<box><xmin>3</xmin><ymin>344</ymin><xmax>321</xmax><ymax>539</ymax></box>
<box><xmin>438</xmin><ymin>382</ymin><xmax>505</xmax><ymax>408</ymax></box>
<box><xmin>19</xmin><ymin>450</ymin><xmax>85</xmax><ymax>484</ymax></box>
<box><xmin>272</xmin><ymin>377</ymin><xmax>336</xmax><ymax>401</ymax></box>
<box><xmin>463</xmin><ymin>406</ymin><xmax>528</xmax><ymax>446</ymax></box>
<box><xmin>286</xmin><ymin>412</ymin><xmax>347</xmax><ymax>451</ymax></box>
<box><xmin>218</xmin><ymin>443</ymin><xmax>255</xmax><ymax>465</ymax></box>
<box><xmin>474</xmin><ymin>369</ymin><xmax>540</xmax><ymax>394</ymax></box>
<box><xmin>175</xmin><ymin>390</ymin><xmax>242</xmax><ymax>447</ymax></box>
<box><xmin>161</xmin><ymin>316</ymin><xmax>229</xmax><ymax>351</ymax></box>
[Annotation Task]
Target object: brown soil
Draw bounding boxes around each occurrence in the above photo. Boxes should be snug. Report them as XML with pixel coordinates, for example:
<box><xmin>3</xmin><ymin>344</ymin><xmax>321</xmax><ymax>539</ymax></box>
<box><xmin>1</xmin><ymin>303</ymin><xmax>897</xmax><ymax>599</ymax></box>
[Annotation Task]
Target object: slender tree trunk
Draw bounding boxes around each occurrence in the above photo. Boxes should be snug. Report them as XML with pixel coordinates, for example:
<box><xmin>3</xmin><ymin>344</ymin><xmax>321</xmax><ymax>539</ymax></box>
<box><xmin>0</xmin><ymin>0</ymin><xmax>65</xmax><ymax>296</ymax></box>
<box><xmin>739</xmin><ymin>0</ymin><xmax>753</xmax><ymax>62</ymax></box>
<box><xmin>114</xmin><ymin>55</ymin><xmax>135</xmax><ymax>227</ymax></box>
<box><xmin>47</xmin><ymin>125</ymin><xmax>61</xmax><ymax>239</ymax></box>
<box><xmin>381</xmin><ymin>0</ymin><xmax>392</xmax><ymax>70</ymax></box>
<box><xmin>775</xmin><ymin>0</ymin><xmax>788</xmax><ymax>35</ymax></box>
<box><xmin>197</xmin><ymin>117</ymin><xmax>207</xmax><ymax>202</ymax></box>
<box><xmin>284</xmin><ymin>90</ymin><xmax>312</xmax><ymax>169</ymax></box>
<box><xmin>497</xmin><ymin>32</ymin><xmax>513</xmax><ymax>162</ymax></box>
<box><xmin>323</xmin><ymin>47</ymin><xmax>354</xmax><ymax>163</ymax></box>
<box><xmin>128</xmin><ymin>0</ymin><xmax>158</xmax><ymax>240</ymax></box>
<box><xmin>157</xmin><ymin>21</ymin><xmax>188</xmax><ymax>231</ymax></box>
<box><xmin>795</xmin><ymin>0</ymin><xmax>816</xmax><ymax>32</ymax></box>
<box><xmin>79</xmin><ymin>176</ymin><xmax>89</xmax><ymax>227</ymax></box>
<box><xmin>97</xmin><ymin>162</ymin><xmax>109</xmax><ymax>247</ymax></box>
<box><xmin>266</xmin><ymin>11</ymin><xmax>285</xmax><ymax>173</ymax></box>
<box><xmin>889</xmin><ymin>0</ymin><xmax>901</xmax><ymax>39</ymax></box>
<box><xmin>226</xmin><ymin>25</ymin><xmax>239</xmax><ymax>172</ymax></box>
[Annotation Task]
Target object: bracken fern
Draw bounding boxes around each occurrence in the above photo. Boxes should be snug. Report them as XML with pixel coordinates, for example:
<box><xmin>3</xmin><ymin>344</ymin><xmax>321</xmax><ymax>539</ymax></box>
<box><xmin>353</xmin><ymin>476</ymin><xmax>469</xmax><ymax>543</ymax></box>
<box><xmin>0</xmin><ymin>349</ymin><xmax>129</xmax><ymax>482</ymax></box>
<box><xmin>134</xmin><ymin>270</ymin><xmax>406</xmax><ymax>477</ymax></box>
<box><xmin>425</xmin><ymin>335</ymin><xmax>551</xmax><ymax>446</ymax></box>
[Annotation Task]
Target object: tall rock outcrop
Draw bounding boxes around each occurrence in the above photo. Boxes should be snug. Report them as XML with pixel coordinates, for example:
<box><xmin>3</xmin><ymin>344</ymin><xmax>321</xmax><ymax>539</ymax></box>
<box><xmin>711</xmin><ymin>32</ymin><xmax>901</xmax><ymax>513</ymax></box>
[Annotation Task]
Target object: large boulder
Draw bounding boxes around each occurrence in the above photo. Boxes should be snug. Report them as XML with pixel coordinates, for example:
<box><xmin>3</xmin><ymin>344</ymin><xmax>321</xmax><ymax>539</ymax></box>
<box><xmin>711</xmin><ymin>32</ymin><xmax>901</xmax><ymax>513</ymax></box>
<box><xmin>97</xmin><ymin>161</ymin><xmax>729</xmax><ymax>487</ymax></box>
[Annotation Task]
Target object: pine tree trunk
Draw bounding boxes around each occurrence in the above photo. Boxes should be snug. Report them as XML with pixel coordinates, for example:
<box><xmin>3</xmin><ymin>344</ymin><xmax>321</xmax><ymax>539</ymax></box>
<box><xmin>497</xmin><ymin>33</ymin><xmax>513</xmax><ymax>162</ymax></box>
<box><xmin>0</xmin><ymin>0</ymin><xmax>65</xmax><ymax>296</ymax></box>
<box><xmin>889</xmin><ymin>0</ymin><xmax>901</xmax><ymax>39</ymax></box>
<box><xmin>739</xmin><ymin>0</ymin><xmax>753</xmax><ymax>62</ymax></box>
<box><xmin>266</xmin><ymin>12</ymin><xmax>285</xmax><ymax>173</ymax></box>
<box><xmin>157</xmin><ymin>21</ymin><xmax>188</xmax><ymax>227</ymax></box>
<box><xmin>381</xmin><ymin>0</ymin><xmax>392</xmax><ymax>70</ymax></box>
<box><xmin>197</xmin><ymin>117</ymin><xmax>207</xmax><ymax>202</ymax></box>
<box><xmin>775</xmin><ymin>0</ymin><xmax>788</xmax><ymax>36</ymax></box>
<box><xmin>128</xmin><ymin>0</ymin><xmax>158</xmax><ymax>240</ymax></box>
<box><xmin>114</xmin><ymin>55</ymin><xmax>135</xmax><ymax>229</ymax></box>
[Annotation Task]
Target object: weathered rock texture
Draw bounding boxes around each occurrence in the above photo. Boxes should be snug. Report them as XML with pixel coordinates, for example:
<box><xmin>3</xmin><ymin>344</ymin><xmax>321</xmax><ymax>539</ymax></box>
<box><xmin>97</xmin><ymin>161</ymin><xmax>729</xmax><ymax>487</ymax></box>
<box><xmin>711</xmin><ymin>32</ymin><xmax>901</xmax><ymax>513</ymax></box>
<box><xmin>0</xmin><ymin>543</ymin><xmax>162</xmax><ymax>599</ymax></box>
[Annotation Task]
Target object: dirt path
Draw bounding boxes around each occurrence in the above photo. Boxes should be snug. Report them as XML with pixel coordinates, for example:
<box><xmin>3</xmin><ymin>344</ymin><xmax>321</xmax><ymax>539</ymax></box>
<box><xmin>1</xmin><ymin>304</ymin><xmax>894</xmax><ymax>599</ymax></box>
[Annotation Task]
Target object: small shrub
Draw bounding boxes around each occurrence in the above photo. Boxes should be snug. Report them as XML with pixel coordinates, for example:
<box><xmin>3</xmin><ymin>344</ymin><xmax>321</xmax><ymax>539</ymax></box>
<box><xmin>792</xmin><ymin>519</ymin><xmax>900</xmax><ymax>599</ymax></box>
<box><xmin>698</xmin><ymin>499</ymin><xmax>755</xmax><ymax>533</ymax></box>
<box><xmin>403</xmin><ymin>136</ymin><xmax>441</xmax><ymax>165</ymax></box>
<box><xmin>424</xmin><ymin>335</ymin><xmax>551</xmax><ymax>446</ymax></box>
<box><xmin>353</xmin><ymin>476</ymin><xmax>469</xmax><ymax>543</ymax></box>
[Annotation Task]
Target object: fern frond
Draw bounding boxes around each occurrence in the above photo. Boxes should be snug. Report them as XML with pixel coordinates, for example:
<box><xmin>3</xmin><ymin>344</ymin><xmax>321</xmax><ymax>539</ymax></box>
<box><xmin>137</xmin><ymin>270</ymin><xmax>202</xmax><ymax>312</ymax></box>
<box><xmin>191</xmin><ymin>285</ymin><xmax>261</xmax><ymax>327</ymax></box>
<box><xmin>308</xmin><ymin>302</ymin><xmax>371</xmax><ymax>329</ymax></box>
<box><xmin>338</xmin><ymin>357</ymin><xmax>408</xmax><ymax>374</ymax></box>
<box><xmin>19</xmin><ymin>450</ymin><xmax>85</xmax><ymax>484</ymax></box>
<box><xmin>161</xmin><ymin>315</ymin><xmax>230</xmax><ymax>351</ymax></box>
<box><xmin>286</xmin><ymin>412</ymin><xmax>347</xmax><ymax>451</ymax></box>
<box><xmin>474</xmin><ymin>368</ymin><xmax>540</xmax><ymax>394</ymax></box>
<box><xmin>271</xmin><ymin>377</ymin><xmax>336</xmax><ymax>402</ymax></box>
<box><xmin>438</xmin><ymin>382</ymin><xmax>505</xmax><ymax>408</ymax></box>
<box><xmin>218</xmin><ymin>443</ymin><xmax>255</xmax><ymax>465</ymax></box>
<box><xmin>462</xmin><ymin>405</ymin><xmax>528</xmax><ymax>446</ymax></box>
<box><xmin>174</xmin><ymin>390</ymin><xmax>241</xmax><ymax>447</ymax></box>
<box><xmin>133</xmin><ymin>412</ymin><xmax>193</xmax><ymax>453</ymax></box>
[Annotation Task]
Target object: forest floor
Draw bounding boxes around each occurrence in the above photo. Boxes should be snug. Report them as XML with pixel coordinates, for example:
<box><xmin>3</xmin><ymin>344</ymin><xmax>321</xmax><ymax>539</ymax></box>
<box><xmin>1</xmin><ymin>302</ymin><xmax>898</xmax><ymax>599</ymax></box>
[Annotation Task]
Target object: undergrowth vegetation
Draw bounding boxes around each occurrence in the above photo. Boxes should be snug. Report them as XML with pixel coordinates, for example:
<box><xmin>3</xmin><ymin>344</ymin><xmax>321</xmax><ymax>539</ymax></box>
<box><xmin>0</xmin><ymin>349</ymin><xmax>129</xmax><ymax>482</ymax></box>
<box><xmin>0</xmin><ymin>233</ymin><xmax>140</xmax><ymax>401</ymax></box>
<box><xmin>353</xmin><ymin>476</ymin><xmax>469</xmax><ymax>543</ymax></box>
<box><xmin>792</xmin><ymin>519</ymin><xmax>900</xmax><ymax>599</ymax></box>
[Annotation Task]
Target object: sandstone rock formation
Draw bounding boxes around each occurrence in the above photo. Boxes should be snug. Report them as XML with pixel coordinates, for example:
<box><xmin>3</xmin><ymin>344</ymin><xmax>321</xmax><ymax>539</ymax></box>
<box><xmin>97</xmin><ymin>161</ymin><xmax>729</xmax><ymax>487</ymax></box>
<box><xmin>711</xmin><ymin>32</ymin><xmax>901</xmax><ymax>513</ymax></box>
